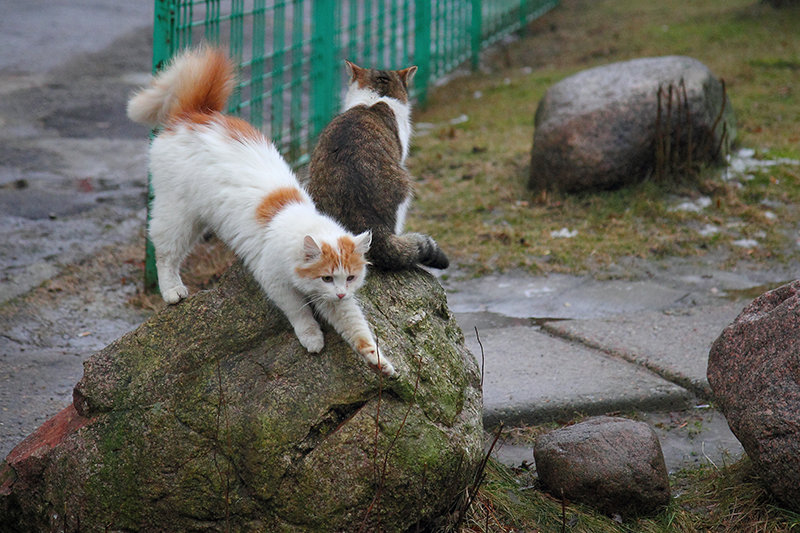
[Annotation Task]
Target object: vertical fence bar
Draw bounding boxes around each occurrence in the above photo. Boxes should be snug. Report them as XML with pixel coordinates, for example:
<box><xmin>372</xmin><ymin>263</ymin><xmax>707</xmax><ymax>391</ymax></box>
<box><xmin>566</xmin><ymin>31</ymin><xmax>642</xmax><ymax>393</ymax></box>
<box><xmin>347</xmin><ymin>1</ymin><xmax>358</xmax><ymax>62</ymax></box>
<box><xmin>376</xmin><ymin>2</ymin><xmax>386</xmax><ymax>67</ymax></box>
<box><xmin>289</xmin><ymin>0</ymin><xmax>304</xmax><ymax>160</ymax></box>
<box><xmin>146</xmin><ymin>0</ymin><xmax>179</xmax><ymax>292</ymax></box>
<box><xmin>205</xmin><ymin>0</ymin><xmax>220</xmax><ymax>43</ymax></box>
<box><xmin>271</xmin><ymin>1</ymin><xmax>286</xmax><ymax>143</ymax></box>
<box><xmin>310</xmin><ymin>0</ymin><xmax>337</xmax><ymax>141</ymax></box>
<box><xmin>471</xmin><ymin>0</ymin><xmax>482</xmax><ymax>69</ymax></box>
<box><xmin>413</xmin><ymin>0</ymin><xmax>431</xmax><ymax>103</ymax></box>
<box><xmin>250</xmin><ymin>0</ymin><xmax>266</xmax><ymax>131</ymax></box>
<box><xmin>228</xmin><ymin>0</ymin><xmax>245</xmax><ymax>112</ymax></box>
<box><xmin>390</xmin><ymin>0</ymin><xmax>399</xmax><ymax>67</ymax></box>
<box><xmin>363</xmin><ymin>2</ymin><xmax>373</xmax><ymax>63</ymax></box>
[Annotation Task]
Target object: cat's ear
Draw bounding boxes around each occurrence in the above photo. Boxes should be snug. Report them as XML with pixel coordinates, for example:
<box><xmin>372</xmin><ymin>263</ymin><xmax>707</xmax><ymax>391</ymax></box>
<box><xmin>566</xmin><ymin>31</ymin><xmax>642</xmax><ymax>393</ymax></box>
<box><xmin>353</xmin><ymin>231</ymin><xmax>372</xmax><ymax>255</ymax></box>
<box><xmin>303</xmin><ymin>235</ymin><xmax>321</xmax><ymax>262</ymax></box>
<box><xmin>399</xmin><ymin>66</ymin><xmax>417</xmax><ymax>88</ymax></box>
<box><xmin>345</xmin><ymin>60</ymin><xmax>363</xmax><ymax>83</ymax></box>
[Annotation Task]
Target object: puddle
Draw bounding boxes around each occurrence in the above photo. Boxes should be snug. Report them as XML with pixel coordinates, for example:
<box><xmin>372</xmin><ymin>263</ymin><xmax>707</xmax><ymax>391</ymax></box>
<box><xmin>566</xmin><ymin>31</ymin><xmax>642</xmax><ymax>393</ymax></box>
<box><xmin>453</xmin><ymin>310</ymin><xmax>568</xmax><ymax>335</ymax></box>
<box><xmin>722</xmin><ymin>280</ymin><xmax>795</xmax><ymax>302</ymax></box>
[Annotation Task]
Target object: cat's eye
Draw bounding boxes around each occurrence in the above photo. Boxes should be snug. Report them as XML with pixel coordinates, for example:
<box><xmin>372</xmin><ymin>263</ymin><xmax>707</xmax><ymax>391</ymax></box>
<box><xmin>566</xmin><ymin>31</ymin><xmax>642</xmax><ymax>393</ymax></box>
<box><xmin>321</xmin><ymin>276</ymin><xmax>334</xmax><ymax>283</ymax></box>
<box><xmin>347</xmin><ymin>275</ymin><xmax>355</xmax><ymax>282</ymax></box>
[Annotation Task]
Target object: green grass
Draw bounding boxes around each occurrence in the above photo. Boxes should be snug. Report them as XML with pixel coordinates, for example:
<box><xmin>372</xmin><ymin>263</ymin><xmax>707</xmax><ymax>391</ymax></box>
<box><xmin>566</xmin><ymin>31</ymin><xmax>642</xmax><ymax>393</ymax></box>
<box><xmin>407</xmin><ymin>0</ymin><xmax>800</xmax><ymax>275</ymax></box>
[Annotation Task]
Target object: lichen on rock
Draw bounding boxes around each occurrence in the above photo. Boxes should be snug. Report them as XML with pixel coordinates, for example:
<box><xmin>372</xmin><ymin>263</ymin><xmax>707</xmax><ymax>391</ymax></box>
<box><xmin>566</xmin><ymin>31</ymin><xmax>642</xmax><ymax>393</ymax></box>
<box><xmin>1</xmin><ymin>262</ymin><xmax>484</xmax><ymax>532</ymax></box>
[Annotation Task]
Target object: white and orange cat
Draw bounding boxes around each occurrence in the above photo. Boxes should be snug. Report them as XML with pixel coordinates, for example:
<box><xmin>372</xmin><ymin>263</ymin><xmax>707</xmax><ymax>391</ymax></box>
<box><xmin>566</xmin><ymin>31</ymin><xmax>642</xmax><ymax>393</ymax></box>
<box><xmin>127</xmin><ymin>46</ymin><xmax>394</xmax><ymax>376</ymax></box>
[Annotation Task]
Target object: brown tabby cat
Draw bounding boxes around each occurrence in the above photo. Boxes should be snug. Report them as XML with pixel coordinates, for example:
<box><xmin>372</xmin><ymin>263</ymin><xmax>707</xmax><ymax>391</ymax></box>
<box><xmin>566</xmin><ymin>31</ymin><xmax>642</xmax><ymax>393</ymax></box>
<box><xmin>307</xmin><ymin>61</ymin><xmax>449</xmax><ymax>271</ymax></box>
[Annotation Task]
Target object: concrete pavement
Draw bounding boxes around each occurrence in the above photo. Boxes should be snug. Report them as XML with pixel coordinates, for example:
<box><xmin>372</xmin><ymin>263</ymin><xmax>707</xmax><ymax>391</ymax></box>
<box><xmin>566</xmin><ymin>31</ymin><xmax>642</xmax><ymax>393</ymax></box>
<box><xmin>441</xmin><ymin>264</ymin><xmax>797</xmax><ymax>471</ymax></box>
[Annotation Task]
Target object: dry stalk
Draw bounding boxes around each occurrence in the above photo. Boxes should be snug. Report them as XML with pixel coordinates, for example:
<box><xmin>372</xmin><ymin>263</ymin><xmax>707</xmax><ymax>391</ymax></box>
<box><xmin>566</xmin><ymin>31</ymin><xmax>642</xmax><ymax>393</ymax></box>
<box><xmin>359</xmin><ymin>346</ymin><xmax>424</xmax><ymax>533</ymax></box>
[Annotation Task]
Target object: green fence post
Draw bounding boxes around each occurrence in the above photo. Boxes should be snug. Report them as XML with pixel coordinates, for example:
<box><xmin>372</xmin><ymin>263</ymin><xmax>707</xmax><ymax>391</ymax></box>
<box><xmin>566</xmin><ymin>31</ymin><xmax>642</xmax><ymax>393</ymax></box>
<box><xmin>471</xmin><ymin>0</ymin><xmax>482</xmax><ymax>70</ymax></box>
<box><xmin>310</xmin><ymin>0</ymin><xmax>337</xmax><ymax>140</ymax></box>
<box><xmin>413</xmin><ymin>0</ymin><xmax>431</xmax><ymax>104</ymax></box>
<box><xmin>145</xmin><ymin>0</ymin><xmax>178</xmax><ymax>293</ymax></box>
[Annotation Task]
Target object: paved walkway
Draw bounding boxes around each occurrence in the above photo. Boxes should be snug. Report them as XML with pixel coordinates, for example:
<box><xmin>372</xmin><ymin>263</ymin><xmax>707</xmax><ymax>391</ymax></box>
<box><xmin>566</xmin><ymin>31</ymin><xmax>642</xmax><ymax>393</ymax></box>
<box><xmin>441</xmin><ymin>267</ymin><xmax>795</xmax><ymax>471</ymax></box>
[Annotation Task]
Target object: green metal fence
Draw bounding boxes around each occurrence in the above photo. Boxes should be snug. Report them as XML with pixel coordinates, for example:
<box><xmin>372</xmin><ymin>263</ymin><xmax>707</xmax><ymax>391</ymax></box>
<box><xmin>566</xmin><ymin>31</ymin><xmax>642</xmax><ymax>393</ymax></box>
<box><xmin>145</xmin><ymin>0</ymin><xmax>559</xmax><ymax>290</ymax></box>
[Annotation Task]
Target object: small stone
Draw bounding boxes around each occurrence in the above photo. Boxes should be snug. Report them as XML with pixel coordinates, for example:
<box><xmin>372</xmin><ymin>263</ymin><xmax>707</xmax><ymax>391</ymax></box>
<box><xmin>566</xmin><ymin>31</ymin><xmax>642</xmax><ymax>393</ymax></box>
<box><xmin>534</xmin><ymin>416</ymin><xmax>670</xmax><ymax>516</ymax></box>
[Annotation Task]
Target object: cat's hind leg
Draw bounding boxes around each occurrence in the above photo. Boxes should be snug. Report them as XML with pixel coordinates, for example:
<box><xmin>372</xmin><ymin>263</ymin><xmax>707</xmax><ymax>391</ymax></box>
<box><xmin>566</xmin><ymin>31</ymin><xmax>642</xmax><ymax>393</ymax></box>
<box><xmin>149</xmin><ymin>209</ymin><xmax>203</xmax><ymax>304</ymax></box>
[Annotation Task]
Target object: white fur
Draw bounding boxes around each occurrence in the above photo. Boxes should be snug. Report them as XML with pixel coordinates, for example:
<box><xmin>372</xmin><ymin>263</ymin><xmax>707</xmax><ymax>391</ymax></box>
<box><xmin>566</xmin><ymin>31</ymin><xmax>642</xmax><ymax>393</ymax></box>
<box><xmin>343</xmin><ymin>83</ymin><xmax>413</xmax><ymax>165</ymax></box>
<box><xmin>125</xmin><ymin>47</ymin><xmax>396</xmax><ymax>377</ymax></box>
<box><xmin>146</xmin><ymin>120</ymin><xmax>395</xmax><ymax>376</ymax></box>
<box><xmin>394</xmin><ymin>195</ymin><xmax>412</xmax><ymax>235</ymax></box>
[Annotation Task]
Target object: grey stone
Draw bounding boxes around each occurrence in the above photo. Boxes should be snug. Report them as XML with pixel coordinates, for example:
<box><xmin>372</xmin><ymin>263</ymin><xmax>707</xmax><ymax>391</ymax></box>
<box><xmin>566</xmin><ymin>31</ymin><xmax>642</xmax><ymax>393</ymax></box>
<box><xmin>708</xmin><ymin>280</ymin><xmax>800</xmax><ymax>511</ymax></box>
<box><xmin>534</xmin><ymin>416</ymin><xmax>671</xmax><ymax>516</ymax></box>
<box><xmin>529</xmin><ymin>56</ymin><xmax>736</xmax><ymax>192</ymax></box>
<box><xmin>1</xmin><ymin>264</ymin><xmax>484</xmax><ymax>532</ymax></box>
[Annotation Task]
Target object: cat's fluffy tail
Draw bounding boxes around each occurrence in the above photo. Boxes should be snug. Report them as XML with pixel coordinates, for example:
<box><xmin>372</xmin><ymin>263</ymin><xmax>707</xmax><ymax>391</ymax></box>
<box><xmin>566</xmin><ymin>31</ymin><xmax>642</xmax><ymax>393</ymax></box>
<box><xmin>127</xmin><ymin>46</ymin><xmax>235</xmax><ymax>127</ymax></box>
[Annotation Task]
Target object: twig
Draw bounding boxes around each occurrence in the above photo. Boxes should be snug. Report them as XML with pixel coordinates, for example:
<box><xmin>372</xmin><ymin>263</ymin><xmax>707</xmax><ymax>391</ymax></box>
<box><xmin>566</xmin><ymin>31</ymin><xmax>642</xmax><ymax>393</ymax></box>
<box><xmin>682</xmin><ymin>78</ymin><xmax>693</xmax><ymax>173</ymax></box>
<box><xmin>213</xmin><ymin>360</ymin><xmax>232</xmax><ymax>532</ymax></box>
<box><xmin>452</xmin><ymin>423</ymin><xmax>505</xmax><ymax>530</ymax></box>
<box><xmin>475</xmin><ymin>326</ymin><xmax>485</xmax><ymax>389</ymax></box>
<box><xmin>655</xmin><ymin>84</ymin><xmax>664</xmax><ymax>181</ymax></box>
<box><xmin>359</xmin><ymin>350</ymin><xmax>423</xmax><ymax>533</ymax></box>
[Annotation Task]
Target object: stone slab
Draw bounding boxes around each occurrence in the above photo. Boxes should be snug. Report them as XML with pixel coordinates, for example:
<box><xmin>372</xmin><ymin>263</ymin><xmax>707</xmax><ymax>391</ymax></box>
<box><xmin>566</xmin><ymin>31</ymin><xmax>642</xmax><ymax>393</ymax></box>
<box><xmin>542</xmin><ymin>302</ymin><xmax>745</xmax><ymax>398</ymax></box>
<box><xmin>462</xmin><ymin>326</ymin><xmax>694</xmax><ymax>427</ymax></box>
<box><xmin>446</xmin><ymin>273</ymin><xmax>692</xmax><ymax>320</ymax></box>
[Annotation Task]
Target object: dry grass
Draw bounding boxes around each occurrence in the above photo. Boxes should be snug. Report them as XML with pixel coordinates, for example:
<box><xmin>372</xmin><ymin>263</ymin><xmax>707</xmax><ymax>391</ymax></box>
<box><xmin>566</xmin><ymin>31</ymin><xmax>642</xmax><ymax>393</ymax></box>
<box><xmin>407</xmin><ymin>0</ymin><xmax>800</xmax><ymax>276</ymax></box>
<box><xmin>128</xmin><ymin>235</ymin><xmax>236</xmax><ymax>311</ymax></box>
<box><xmin>457</xmin><ymin>457</ymin><xmax>800</xmax><ymax>532</ymax></box>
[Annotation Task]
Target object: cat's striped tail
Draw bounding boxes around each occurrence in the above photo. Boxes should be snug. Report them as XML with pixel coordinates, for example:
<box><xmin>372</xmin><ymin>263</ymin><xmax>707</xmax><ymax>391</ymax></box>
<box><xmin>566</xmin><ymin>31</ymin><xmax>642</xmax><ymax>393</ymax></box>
<box><xmin>126</xmin><ymin>46</ymin><xmax>235</xmax><ymax>128</ymax></box>
<box><xmin>368</xmin><ymin>230</ymin><xmax>450</xmax><ymax>271</ymax></box>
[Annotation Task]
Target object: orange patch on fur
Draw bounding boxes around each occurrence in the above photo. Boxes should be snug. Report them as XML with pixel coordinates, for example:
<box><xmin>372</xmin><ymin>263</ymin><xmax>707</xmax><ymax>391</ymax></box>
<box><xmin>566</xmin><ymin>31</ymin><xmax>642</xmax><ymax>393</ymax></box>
<box><xmin>295</xmin><ymin>243</ymin><xmax>340</xmax><ymax>279</ymax></box>
<box><xmin>170</xmin><ymin>111</ymin><xmax>265</xmax><ymax>144</ymax></box>
<box><xmin>295</xmin><ymin>239</ymin><xmax>366</xmax><ymax>280</ymax></box>
<box><xmin>255</xmin><ymin>187</ymin><xmax>307</xmax><ymax>224</ymax></box>
<box><xmin>221</xmin><ymin>115</ymin><xmax>266</xmax><ymax>143</ymax></box>
<box><xmin>337</xmin><ymin>235</ymin><xmax>367</xmax><ymax>272</ymax></box>
<box><xmin>356</xmin><ymin>337</ymin><xmax>374</xmax><ymax>353</ymax></box>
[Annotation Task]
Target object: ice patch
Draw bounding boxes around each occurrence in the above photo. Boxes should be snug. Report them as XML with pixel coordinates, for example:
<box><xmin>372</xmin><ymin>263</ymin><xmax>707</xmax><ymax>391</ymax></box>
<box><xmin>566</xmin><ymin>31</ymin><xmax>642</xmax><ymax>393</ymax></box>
<box><xmin>550</xmin><ymin>227</ymin><xmax>578</xmax><ymax>238</ymax></box>
<box><xmin>726</xmin><ymin>148</ymin><xmax>800</xmax><ymax>180</ymax></box>
<box><xmin>732</xmin><ymin>238</ymin><xmax>758</xmax><ymax>248</ymax></box>
<box><xmin>698</xmin><ymin>224</ymin><xmax>719</xmax><ymax>237</ymax></box>
<box><xmin>670</xmin><ymin>196</ymin><xmax>712</xmax><ymax>213</ymax></box>
<box><xmin>523</xmin><ymin>286</ymin><xmax>556</xmax><ymax>297</ymax></box>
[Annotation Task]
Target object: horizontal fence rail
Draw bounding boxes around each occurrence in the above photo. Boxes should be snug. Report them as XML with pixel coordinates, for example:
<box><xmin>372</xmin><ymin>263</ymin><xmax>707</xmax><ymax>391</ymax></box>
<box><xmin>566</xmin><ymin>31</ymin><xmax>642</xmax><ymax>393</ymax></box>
<box><xmin>144</xmin><ymin>0</ymin><xmax>559</xmax><ymax>290</ymax></box>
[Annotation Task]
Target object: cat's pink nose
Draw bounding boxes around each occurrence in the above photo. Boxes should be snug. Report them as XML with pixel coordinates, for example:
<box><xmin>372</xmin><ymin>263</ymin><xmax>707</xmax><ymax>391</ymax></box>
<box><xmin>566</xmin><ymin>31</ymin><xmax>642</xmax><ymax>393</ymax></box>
<box><xmin>337</xmin><ymin>293</ymin><xmax>345</xmax><ymax>299</ymax></box>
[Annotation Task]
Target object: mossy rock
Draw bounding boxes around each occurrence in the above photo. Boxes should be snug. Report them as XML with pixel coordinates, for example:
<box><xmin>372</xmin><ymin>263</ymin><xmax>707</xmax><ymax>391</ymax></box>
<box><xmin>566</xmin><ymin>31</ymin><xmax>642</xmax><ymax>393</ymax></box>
<box><xmin>1</xmin><ymin>263</ymin><xmax>483</xmax><ymax>532</ymax></box>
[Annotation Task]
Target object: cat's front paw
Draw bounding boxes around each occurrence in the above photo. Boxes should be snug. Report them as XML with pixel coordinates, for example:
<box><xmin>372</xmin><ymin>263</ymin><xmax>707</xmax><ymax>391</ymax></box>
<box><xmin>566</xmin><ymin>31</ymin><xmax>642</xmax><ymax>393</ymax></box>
<box><xmin>357</xmin><ymin>340</ymin><xmax>396</xmax><ymax>377</ymax></box>
<box><xmin>298</xmin><ymin>325</ymin><xmax>325</xmax><ymax>353</ymax></box>
<box><xmin>161</xmin><ymin>285</ymin><xmax>189</xmax><ymax>304</ymax></box>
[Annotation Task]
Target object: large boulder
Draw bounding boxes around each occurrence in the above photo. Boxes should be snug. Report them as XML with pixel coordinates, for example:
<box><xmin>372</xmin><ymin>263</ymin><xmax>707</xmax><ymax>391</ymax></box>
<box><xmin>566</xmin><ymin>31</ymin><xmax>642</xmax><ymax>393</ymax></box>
<box><xmin>529</xmin><ymin>56</ymin><xmax>736</xmax><ymax>192</ymax></box>
<box><xmin>533</xmin><ymin>416</ymin><xmax>670</xmax><ymax>516</ymax></box>
<box><xmin>0</xmin><ymin>263</ymin><xmax>484</xmax><ymax>531</ymax></box>
<box><xmin>708</xmin><ymin>280</ymin><xmax>800</xmax><ymax>511</ymax></box>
